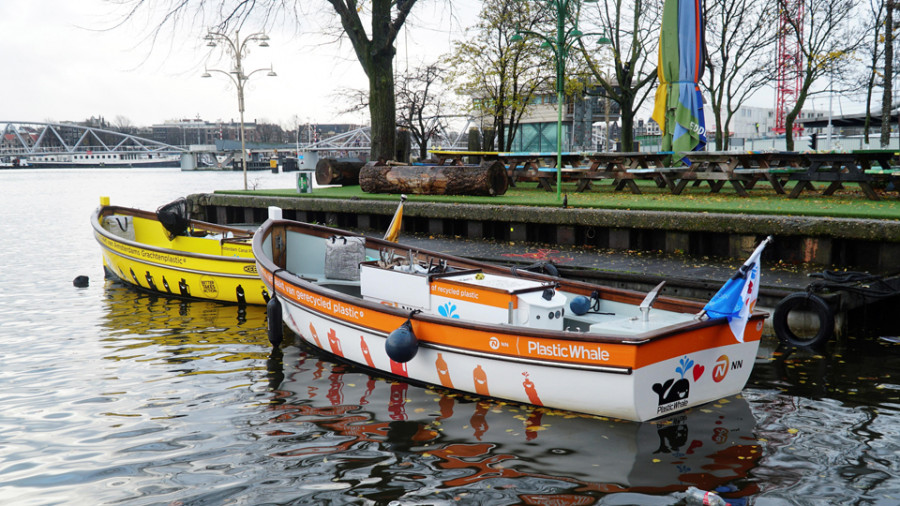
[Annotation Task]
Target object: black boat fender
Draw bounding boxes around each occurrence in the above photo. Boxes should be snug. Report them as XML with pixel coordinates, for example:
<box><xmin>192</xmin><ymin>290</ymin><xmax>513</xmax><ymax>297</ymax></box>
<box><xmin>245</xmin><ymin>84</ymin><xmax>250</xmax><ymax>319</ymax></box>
<box><xmin>386</xmin><ymin>312</ymin><xmax>421</xmax><ymax>363</ymax></box>
<box><xmin>773</xmin><ymin>292</ymin><xmax>834</xmax><ymax>347</ymax></box>
<box><xmin>386</xmin><ymin>320</ymin><xmax>418</xmax><ymax>363</ymax></box>
<box><xmin>267</xmin><ymin>297</ymin><xmax>283</xmax><ymax>347</ymax></box>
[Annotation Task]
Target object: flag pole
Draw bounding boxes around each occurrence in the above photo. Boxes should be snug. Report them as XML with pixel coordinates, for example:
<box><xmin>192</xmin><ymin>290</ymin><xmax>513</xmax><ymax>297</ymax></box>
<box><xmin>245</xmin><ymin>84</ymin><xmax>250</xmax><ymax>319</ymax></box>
<box><xmin>384</xmin><ymin>194</ymin><xmax>407</xmax><ymax>243</ymax></box>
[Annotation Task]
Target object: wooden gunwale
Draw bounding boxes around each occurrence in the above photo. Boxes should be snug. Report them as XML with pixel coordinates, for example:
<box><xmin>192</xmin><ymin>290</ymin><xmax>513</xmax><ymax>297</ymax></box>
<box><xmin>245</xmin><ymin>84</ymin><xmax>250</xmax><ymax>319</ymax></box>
<box><xmin>92</xmin><ymin>205</ymin><xmax>255</xmax><ymax>265</ymax></box>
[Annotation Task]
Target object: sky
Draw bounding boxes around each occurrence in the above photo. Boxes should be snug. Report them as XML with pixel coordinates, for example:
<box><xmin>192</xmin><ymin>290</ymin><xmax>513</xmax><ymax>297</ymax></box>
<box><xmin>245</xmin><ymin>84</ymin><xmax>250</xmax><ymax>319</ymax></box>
<box><xmin>0</xmin><ymin>0</ymin><xmax>478</xmax><ymax>129</ymax></box>
<box><xmin>0</xmin><ymin>0</ymin><xmax>864</xmax><ymax>133</ymax></box>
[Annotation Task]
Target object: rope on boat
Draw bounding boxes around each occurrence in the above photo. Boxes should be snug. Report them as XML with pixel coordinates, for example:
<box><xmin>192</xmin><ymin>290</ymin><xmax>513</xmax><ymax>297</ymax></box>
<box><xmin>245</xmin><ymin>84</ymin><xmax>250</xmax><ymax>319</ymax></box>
<box><xmin>806</xmin><ymin>270</ymin><xmax>900</xmax><ymax>300</ymax></box>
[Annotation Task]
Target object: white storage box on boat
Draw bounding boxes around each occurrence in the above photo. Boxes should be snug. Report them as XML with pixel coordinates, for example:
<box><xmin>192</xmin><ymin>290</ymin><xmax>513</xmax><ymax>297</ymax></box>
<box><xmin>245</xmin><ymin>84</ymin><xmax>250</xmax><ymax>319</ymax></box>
<box><xmin>516</xmin><ymin>289</ymin><xmax>568</xmax><ymax>330</ymax></box>
<box><xmin>429</xmin><ymin>272</ymin><xmax>566</xmax><ymax>329</ymax></box>
<box><xmin>360</xmin><ymin>262</ymin><xmax>431</xmax><ymax>310</ymax></box>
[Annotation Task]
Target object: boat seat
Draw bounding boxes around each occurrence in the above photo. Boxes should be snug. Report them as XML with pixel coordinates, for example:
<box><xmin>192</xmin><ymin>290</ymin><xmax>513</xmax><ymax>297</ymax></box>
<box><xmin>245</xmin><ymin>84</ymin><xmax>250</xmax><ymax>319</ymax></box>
<box><xmin>297</xmin><ymin>273</ymin><xmax>361</xmax><ymax>287</ymax></box>
<box><xmin>563</xmin><ymin>312</ymin><xmax>619</xmax><ymax>333</ymax></box>
<box><xmin>315</xmin><ymin>276</ymin><xmax>362</xmax><ymax>286</ymax></box>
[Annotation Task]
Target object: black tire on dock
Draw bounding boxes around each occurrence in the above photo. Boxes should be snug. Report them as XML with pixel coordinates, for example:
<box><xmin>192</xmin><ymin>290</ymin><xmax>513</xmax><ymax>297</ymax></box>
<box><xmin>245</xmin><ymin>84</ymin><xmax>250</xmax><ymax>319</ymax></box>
<box><xmin>267</xmin><ymin>297</ymin><xmax>283</xmax><ymax>347</ymax></box>
<box><xmin>773</xmin><ymin>292</ymin><xmax>834</xmax><ymax>347</ymax></box>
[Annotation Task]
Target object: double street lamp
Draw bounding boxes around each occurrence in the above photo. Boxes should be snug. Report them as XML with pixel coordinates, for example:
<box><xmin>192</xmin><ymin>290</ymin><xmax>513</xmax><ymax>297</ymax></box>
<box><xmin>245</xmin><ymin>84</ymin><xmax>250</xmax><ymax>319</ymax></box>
<box><xmin>511</xmin><ymin>0</ymin><xmax>602</xmax><ymax>201</ymax></box>
<box><xmin>202</xmin><ymin>30</ymin><xmax>277</xmax><ymax>190</ymax></box>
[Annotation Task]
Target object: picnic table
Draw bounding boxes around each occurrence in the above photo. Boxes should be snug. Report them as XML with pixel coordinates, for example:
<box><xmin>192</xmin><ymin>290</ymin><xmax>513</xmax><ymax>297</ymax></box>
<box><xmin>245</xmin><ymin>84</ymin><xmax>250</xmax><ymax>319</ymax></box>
<box><xmin>852</xmin><ymin>149</ymin><xmax>896</xmax><ymax>171</ymax></box>
<box><xmin>787</xmin><ymin>152</ymin><xmax>881</xmax><ymax>200</ymax></box>
<box><xmin>498</xmin><ymin>152</ymin><xmax>585</xmax><ymax>189</ymax></box>
<box><xmin>671</xmin><ymin>151</ymin><xmax>791</xmax><ymax>196</ymax></box>
<box><xmin>860</xmin><ymin>150</ymin><xmax>900</xmax><ymax>192</ymax></box>
<box><xmin>429</xmin><ymin>150</ymin><xmax>501</xmax><ymax>166</ymax></box>
<box><xmin>577</xmin><ymin>152</ymin><xmax>672</xmax><ymax>193</ymax></box>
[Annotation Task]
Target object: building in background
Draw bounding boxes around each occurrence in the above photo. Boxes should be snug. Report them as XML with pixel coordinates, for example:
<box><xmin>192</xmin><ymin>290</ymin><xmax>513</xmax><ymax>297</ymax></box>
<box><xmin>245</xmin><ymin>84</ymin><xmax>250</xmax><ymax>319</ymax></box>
<box><xmin>501</xmin><ymin>79</ymin><xmax>621</xmax><ymax>153</ymax></box>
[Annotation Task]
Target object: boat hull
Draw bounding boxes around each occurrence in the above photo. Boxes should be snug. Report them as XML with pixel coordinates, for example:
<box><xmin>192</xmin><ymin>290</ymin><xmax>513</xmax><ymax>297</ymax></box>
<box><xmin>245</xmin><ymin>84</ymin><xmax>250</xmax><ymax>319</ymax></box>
<box><xmin>28</xmin><ymin>160</ymin><xmax>180</xmax><ymax>169</ymax></box>
<box><xmin>254</xmin><ymin>220</ymin><xmax>765</xmax><ymax>422</ymax></box>
<box><xmin>274</xmin><ymin>293</ymin><xmax>760</xmax><ymax>421</ymax></box>
<box><xmin>92</xmin><ymin>206</ymin><xmax>269</xmax><ymax>305</ymax></box>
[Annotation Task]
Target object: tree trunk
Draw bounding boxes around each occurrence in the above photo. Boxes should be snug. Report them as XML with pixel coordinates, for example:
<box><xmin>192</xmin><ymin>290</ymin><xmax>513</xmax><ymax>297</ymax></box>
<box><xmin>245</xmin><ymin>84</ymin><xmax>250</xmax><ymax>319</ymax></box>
<box><xmin>882</xmin><ymin>3</ymin><xmax>894</xmax><ymax>147</ymax></box>
<box><xmin>785</xmin><ymin>104</ymin><xmax>801</xmax><ymax>151</ymax></box>
<box><xmin>370</xmin><ymin>51</ymin><xmax>397</xmax><ymax>162</ymax></box>
<box><xmin>315</xmin><ymin>158</ymin><xmax>365</xmax><ymax>185</ymax></box>
<box><xmin>619</xmin><ymin>96</ymin><xmax>636</xmax><ymax>151</ymax></box>
<box><xmin>467</xmin><ymin>128</ymin><xmax>482</xmax><ymax>164</ymax></box>
<box><xmin>359</xmin><ymin>160</ymin><xmax>509</xmax><ymax>196</ymax></box>
<box><xmin>395</xmin><ymin>129</ymin><xmax>410</xmax><ymax>163</ymax></box>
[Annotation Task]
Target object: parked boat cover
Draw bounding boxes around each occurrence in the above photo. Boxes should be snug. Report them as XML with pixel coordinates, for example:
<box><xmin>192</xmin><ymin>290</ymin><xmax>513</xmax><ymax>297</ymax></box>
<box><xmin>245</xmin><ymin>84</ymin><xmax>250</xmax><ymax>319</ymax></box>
<box><xmin>156</xmin><ymin>198</ymin><xmax>190</xmax><ymax>239</ymax></box>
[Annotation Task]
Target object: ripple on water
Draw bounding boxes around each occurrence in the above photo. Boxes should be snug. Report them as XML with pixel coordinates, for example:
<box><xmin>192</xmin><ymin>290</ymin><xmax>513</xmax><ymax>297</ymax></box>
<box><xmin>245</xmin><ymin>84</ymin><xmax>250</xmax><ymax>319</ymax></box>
<box><xmin>2</xmin><ymin>170</ymin><xmax>900</xmax><ymax>504</ymax></box>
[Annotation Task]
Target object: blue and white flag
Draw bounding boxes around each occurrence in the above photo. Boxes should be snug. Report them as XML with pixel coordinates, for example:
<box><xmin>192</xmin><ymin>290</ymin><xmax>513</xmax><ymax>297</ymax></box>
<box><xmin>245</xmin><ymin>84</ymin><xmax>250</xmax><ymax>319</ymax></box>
<box><xmin>703</xmin><ymin>236</ymin><xmax>772</xmax><ymax>342</ymax></box>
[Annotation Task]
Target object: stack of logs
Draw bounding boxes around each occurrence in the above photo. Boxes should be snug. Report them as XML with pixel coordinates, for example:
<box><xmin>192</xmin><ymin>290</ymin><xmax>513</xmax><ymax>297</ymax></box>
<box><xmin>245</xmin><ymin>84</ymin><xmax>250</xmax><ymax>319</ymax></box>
<box><xmin>315</xmin><ymin>158</ymin><xmax>366</xmax><ymax>186</ymax></box>
<box><xmin>359</xmin><ymin>160</ymin><xmax>509</xmax><ymax>196</ymax></box>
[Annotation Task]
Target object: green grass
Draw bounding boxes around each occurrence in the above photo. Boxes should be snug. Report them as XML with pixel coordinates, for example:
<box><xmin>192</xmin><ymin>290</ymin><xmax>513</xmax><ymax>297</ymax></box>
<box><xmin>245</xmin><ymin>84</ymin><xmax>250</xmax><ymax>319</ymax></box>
<box><xmin>216</xmin><ymin>179</ymin><xmax>900</xmax><ymax>220</ymax></box>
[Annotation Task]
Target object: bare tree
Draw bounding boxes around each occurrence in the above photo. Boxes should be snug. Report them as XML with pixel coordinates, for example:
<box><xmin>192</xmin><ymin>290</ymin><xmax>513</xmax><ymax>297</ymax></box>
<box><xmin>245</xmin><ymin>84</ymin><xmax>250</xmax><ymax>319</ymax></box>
<box><xmin>777</xmin><ymin>0</ymin><xmax>865</xmax><ymax>150</ymax></box>
<box><xmin>112</xmin><ymin>0</ymin><xmax>419</xmax><ymax>161</ymax></box>
<box><xmin>112</xmin><ymin>115</ymin><xmax>136</xmax><ymax>135</ymax></box>
<box><xmin>396</xmin><ymin>64</ymin><xmax>451</xmax><ymax>160</ymax></box>
<box><xmin>255</xmin><ymin>121</ymin><xmax>285</xmax><ymax>143</ymax></box>
<box><xmin>881</xmin><ymin>0</ymin><xmax>894</xmax><ymax>146</ymax></box>
<box><xmin>580</xmin><ymin>0</ymin><xmax>662</xmax><ymax>152</ymax></box>
<box><xmin>861</xmin><ymin>0</ymin><xmax>887</xmax><ymax>144</ymax></box>
<box><xmin>703</xmin><ymin>0</ymin><xmax>777</xmax><ymax>150</ymax></box>
<box><xmin>447</xmin><ymin>0</ymin><xmax>549</xmax><ymax>152</ymax></box>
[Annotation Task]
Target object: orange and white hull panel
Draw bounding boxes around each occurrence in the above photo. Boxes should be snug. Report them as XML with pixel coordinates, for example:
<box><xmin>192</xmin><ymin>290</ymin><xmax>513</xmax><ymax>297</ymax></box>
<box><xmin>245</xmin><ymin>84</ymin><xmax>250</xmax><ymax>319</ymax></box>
<box><xmin>268</xmin><ymin>273</ymin><xmax>763</xmax><ymax>422</ymax></box>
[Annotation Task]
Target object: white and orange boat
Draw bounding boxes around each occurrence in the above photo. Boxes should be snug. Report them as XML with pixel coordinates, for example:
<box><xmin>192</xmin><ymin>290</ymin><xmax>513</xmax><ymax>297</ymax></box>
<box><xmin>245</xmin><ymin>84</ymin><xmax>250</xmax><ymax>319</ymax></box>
<box><xmin>253</xmin><ymin>206</ymin><xmax>769</xmax><ymax>422</ymax></box>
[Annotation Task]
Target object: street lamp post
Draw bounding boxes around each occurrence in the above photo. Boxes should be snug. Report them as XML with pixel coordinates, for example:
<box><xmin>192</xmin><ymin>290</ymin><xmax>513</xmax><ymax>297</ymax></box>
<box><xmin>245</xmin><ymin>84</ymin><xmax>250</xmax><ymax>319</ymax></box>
<box><xmin>512</xmin><ymin>0</ymin><xmax>596</xmax><ymax>201</ymax></box>
<box><xmin>202</xmin><ymin>29</ymin><xmax>277</xmax><ymax>190</ymax></box>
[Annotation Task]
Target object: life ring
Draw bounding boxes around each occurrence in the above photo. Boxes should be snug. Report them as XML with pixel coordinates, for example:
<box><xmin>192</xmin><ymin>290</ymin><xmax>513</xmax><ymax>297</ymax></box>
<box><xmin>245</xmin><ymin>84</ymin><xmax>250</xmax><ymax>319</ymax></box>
<box><xmin>773</xmin><ymin>292</ymin><xmax>834</xmax><ymax>347</ymax></box>
<box><xmin>267</xmin><ymin>297</ymin><xmax>283</xmax><ymax>347</ymax></box>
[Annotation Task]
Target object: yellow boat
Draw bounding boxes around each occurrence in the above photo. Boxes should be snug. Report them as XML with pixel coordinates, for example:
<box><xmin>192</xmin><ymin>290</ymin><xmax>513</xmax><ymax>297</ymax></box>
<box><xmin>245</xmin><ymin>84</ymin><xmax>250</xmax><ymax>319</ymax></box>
<box><xmin>91</xmin><ymin>197</ymin><xmax>270</xmax><ymax>305</ymax></box>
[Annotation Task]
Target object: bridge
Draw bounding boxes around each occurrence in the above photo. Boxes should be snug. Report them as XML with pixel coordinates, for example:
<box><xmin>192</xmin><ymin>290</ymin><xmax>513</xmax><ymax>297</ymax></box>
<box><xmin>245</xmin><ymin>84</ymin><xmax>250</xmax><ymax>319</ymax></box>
<box><xmin>0</xmin><ymin>121</ymin><xmax>186</xmax><ymax>157</ymax></box>
<box><xmin>1</xmin><ymin>118</ymin><xmax>477</xmax><ymax>160</ymax></box>
<box><xmin>301</xmin><ymin>117</ymin><xmax>478</xmax><ymax>153</ymax></box>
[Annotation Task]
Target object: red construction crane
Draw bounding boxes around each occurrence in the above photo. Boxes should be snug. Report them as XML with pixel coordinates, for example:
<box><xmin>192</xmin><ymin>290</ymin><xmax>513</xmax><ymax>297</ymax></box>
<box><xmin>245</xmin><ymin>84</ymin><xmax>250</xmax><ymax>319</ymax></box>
<box><xmin>774</xmin><ymin>0</ymin><xmax>804</xmax><ymax>134</ymax></box>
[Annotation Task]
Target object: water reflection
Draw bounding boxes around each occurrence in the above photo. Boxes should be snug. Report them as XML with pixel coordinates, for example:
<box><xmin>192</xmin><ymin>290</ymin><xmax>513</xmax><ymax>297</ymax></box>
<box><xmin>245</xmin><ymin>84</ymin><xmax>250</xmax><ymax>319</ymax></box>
<box><xmin>260</xmin><ymin>341</ymin><xmax>763</xmax><ymax>504</ymax></box>
<box><xmin>99</xmin><ymin>280</ymin><xmax>268</xmax><ymax>365</ymax></box>
<box><xmin>755</xmin><ymin>335</ymin><xmax>900</xmax><ymax>409</ymax></box>
<box><xmin>747</xmin><ymin>335</ymin><xmax>900</xmax><ymax>504</ymax></box>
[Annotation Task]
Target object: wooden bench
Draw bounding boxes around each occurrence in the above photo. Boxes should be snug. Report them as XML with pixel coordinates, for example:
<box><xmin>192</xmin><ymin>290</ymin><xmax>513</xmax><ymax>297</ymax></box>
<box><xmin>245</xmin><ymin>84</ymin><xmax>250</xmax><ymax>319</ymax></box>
<box><xmin>536</xmin><ymin>167</ymin><xmax>588</xmax><ymax>191</ymax></box>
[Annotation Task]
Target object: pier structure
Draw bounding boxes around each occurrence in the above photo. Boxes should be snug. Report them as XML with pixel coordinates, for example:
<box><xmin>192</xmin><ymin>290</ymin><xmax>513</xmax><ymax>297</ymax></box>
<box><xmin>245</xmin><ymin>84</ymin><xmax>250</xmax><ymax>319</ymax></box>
<box><xmin>187</xmin><ymin>193</ymin><xmax>900</xmax><ymax>274</ymax></box>
<box><xmin>187</xmin><ymin>192</ymin><xmax>900</xmax><ymax>339</ymax></box>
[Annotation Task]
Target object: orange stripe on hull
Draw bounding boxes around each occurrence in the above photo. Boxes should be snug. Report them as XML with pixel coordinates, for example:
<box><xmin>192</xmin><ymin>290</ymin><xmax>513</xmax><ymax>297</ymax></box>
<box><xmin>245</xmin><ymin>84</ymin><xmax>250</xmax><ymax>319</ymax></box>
<box><xmin>263</xmin><ymin>266</ymin><xmax>762</xmax><ymax>373</ymax></box>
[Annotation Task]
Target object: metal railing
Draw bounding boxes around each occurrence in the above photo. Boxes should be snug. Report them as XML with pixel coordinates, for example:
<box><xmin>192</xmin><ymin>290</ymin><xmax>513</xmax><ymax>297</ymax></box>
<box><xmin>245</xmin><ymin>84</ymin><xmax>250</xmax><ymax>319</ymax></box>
<box><xmin>0</xmin><ymin>121</ymin><xmax>186</xmax><ymax>156</ymax></box>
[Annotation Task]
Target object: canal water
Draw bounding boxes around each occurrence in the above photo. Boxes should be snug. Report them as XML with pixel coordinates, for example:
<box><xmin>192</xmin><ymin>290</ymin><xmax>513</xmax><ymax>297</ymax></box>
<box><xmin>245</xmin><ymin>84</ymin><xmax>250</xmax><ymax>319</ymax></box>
<box><xmin>1</xmin><ymin>168</ymin><xmax>899</xmax><ymax>505</ymax></box>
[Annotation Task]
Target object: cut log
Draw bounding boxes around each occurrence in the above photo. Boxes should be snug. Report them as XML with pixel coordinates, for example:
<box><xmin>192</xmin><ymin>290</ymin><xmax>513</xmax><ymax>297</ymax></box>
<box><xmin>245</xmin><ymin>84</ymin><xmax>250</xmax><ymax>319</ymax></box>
<box><xmin>315</xmin><ymin>157</ymin><xmax>365</xmax><ymax>185</ymax></box>
<box><xmin>359</xmin><ymin>160</ymin><xmax>509</xmax><ymax>196</ymax></box>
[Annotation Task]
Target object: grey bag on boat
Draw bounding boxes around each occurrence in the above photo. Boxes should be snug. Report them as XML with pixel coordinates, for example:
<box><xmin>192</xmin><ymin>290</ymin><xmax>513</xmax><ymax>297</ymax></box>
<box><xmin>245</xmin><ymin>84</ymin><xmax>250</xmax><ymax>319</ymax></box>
<box><xmin>103</xmin><ymin>215</ymin><xmax>135</xmax><ymax>241</ymax></box>
<box><xmin>324</xmin><ymin>236</ymin><xmax>365</xmax><ymax>280</ymax></box>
